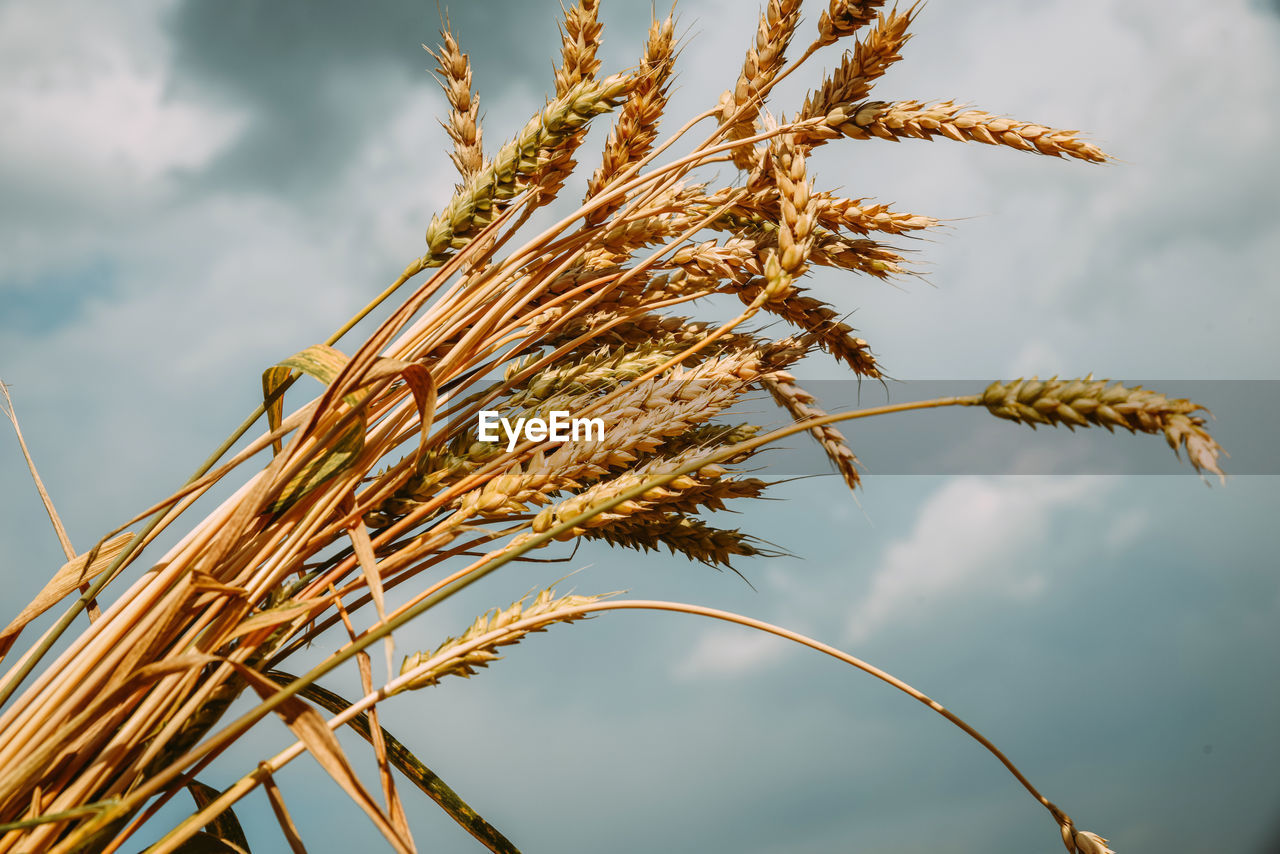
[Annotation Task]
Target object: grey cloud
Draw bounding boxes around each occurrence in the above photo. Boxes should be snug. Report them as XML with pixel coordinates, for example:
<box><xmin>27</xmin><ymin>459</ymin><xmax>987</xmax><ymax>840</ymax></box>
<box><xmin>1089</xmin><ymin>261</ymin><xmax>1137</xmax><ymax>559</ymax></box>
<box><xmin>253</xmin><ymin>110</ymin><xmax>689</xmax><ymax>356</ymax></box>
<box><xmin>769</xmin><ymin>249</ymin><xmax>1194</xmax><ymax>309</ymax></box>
<box><xmin>164</xmin><ymin>0</ymin><xmax>429</xmax><ymax>193</ymax></box>
<box><xmin>163</xmin><ymin>0</ymin><xmax>656</xmax><ymax>196</ymax></box>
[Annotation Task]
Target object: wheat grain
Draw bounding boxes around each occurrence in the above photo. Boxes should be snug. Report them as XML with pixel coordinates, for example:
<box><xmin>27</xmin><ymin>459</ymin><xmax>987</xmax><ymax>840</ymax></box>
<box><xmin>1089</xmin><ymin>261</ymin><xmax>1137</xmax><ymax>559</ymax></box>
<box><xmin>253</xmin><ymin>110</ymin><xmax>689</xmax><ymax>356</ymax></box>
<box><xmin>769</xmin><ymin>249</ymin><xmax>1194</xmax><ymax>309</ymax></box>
<box><xmin>815</xmin><ymin>0</ymin><xmax>890</xmax><ymax>47</ymax></box>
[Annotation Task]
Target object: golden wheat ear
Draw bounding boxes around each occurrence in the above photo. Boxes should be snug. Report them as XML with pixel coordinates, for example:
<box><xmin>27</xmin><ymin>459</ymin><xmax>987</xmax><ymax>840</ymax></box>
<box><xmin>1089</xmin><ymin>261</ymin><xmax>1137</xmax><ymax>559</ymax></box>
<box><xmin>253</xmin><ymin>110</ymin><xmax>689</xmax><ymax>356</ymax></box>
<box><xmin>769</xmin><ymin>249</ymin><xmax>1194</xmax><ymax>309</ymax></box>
<box><xmin>425</xmin><ymin>30</ymin><xmax>486</xmax><ymax>186</ymax></box>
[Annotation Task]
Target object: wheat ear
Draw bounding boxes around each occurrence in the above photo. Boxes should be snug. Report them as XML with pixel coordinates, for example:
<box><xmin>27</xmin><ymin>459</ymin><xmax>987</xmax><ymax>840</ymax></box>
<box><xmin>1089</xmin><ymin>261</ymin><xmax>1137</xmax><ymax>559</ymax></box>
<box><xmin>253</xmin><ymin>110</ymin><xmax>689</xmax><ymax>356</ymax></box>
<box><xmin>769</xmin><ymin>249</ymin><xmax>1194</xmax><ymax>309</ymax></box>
<box><xmin>805</xmin><ymin>4</ymin><xmax>915</xmax><ymax>113</ymax></box>
<box><xmin>425</xmin><ymin>30</ymin><xmax>485</xmax><ymax>184</ymax></box>
<box><xmin>764</xmin><ymin>371</ymin><xmax>862</xmax><ymax>491</ymax></box>
<box><xmin>398</xmin><ymin>589</ymin><xmax>604</xmax><ymax>689</ymax></box>
<box><xmin>720</xmin><ymin>0</ymin><xmax>804</xmax><ymax>169</ymax></box>
<box><xmin>584</xmin><ymin>13</ymin><xmax>677</xmax><ymax>221</ymax></box>
<box><xmin>582</xmin><ymin>516</ymin><xmax>772</xmax><ymax>568</ymax></box>
<box><xmin>966</xmin><ymin>376</ymin><xmax>1226</xmax><ymax>481</ymax></box>
<box><xmin>533</xmin><ymin>0</ymin><xmax>604</xmax><ymax>200</ymax></box>
<box><xmin>830</xmin><ymin>99</ymin><xmax>1110</xmax><ymax>163</ymax></box>
<box><xmin>423</xmin><ymin>73</ymin><xmax>630</xmax><ymax>263</ymax></box>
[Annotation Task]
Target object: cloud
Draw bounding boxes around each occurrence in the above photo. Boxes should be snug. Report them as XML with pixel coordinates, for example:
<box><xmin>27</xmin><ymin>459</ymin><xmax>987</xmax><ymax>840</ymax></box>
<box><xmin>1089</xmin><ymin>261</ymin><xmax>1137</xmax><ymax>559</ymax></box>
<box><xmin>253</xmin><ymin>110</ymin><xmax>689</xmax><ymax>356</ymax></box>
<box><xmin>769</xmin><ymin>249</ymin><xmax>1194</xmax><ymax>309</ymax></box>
<box><xmin>792</xmin><ymin>0</ymin><xmax>1280</xmax><ymax>381</ymax></box>
<box><xmin>846</xmin><ymin>476</ymin><xmax>1101</xmax><ymax>642</ymax></box>
<box><xmin>0</xmin><ymin>0</ymin><xmax>246</xmax><ymax>281</ymax></box>
<box><xmin>676</xmin><ymin>626</ymin><xmax>788</xmax><ymax>679</ymax></box>
<box><xmin>160</xmin><ymin>0</ymin><xmax>658</xmax><ymax>196</ymax></box>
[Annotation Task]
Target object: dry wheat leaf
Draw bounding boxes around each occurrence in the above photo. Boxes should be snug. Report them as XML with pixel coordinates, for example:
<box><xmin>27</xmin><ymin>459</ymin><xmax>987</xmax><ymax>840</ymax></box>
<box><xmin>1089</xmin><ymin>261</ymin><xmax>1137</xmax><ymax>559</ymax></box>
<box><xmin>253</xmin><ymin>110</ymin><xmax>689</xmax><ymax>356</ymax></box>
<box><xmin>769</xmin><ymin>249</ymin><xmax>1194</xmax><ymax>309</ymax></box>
<box><xmin>185</xmin><ymin>781</ymin><xmax>251</xmax><ymax>854</ymax></box>
<box><xmin>267</xmin><ymin>670</ymin><xmax>520</xmax><ymax>854</ymax></box>
<box><xmin>259</xmin><ymin>768</ymin><xmax>308</xmax><ymax>854</ymax></box>
<box><xmin>226</xmin><ymin>599</ymin><xmax>332</xmax><ymax>642</ymax></box>
<box><xmin>236</xmin><ymin>666</ymin><xmax>412</xmax><ymax>854</ymax></box>
<box><xmin>168</xmin><ymin>831</ymin><xmax>251</xmax><ymax>854</ymax></box>
<box><xmin>363</xmin><ymin>356</ymin><xmax>437</xmax><ymax>459</ymax></box>
<box><xmin>0</xmin><ymin>532</ymin><xmax>133</xmax><ymax>658</ymax></box>
<box><xmin>262</xmin><ymin>344</ymin><xmax>359</xmax><ymax>457</ymax></box>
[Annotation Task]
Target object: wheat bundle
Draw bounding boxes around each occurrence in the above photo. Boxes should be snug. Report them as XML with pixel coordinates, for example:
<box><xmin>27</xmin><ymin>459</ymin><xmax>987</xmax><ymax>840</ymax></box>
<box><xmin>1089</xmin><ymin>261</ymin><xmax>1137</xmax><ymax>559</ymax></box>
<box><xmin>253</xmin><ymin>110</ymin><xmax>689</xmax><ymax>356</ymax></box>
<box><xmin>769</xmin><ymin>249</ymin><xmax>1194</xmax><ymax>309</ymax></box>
<box><xmin>0</xmin><ymin>2</ymin><xmax>1223</xmax><ymax>852</ymax></box>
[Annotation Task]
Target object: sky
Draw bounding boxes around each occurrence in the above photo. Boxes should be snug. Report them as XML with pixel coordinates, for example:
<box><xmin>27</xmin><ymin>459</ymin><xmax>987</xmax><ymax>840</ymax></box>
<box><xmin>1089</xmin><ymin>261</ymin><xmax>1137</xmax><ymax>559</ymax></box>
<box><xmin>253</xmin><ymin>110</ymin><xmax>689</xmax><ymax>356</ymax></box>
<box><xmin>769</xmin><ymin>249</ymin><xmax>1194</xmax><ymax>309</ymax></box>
<box><xmin>1</xmin><ymin>0</ymin><xmax>1279</xmax><ymax>852</ymax></box>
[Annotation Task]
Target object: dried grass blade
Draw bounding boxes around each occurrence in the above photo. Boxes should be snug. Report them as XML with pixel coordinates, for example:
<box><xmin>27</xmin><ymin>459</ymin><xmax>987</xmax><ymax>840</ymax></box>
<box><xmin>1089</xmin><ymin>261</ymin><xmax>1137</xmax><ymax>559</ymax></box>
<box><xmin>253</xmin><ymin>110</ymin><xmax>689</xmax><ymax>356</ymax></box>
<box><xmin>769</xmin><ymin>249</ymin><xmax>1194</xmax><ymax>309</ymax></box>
<box><xmin>265</xmin><ymin>671</ymin><xmax>521</xmax><ymax>854</ymax></box>
<box><xmin>0</xmin><ymin>382</ymin><xmax>75</xmax><ymax>560</ymax></box>
<box><xmin>356</xmin><ymin>653</ymin><xmax>411</xmax><ymax>849</ymax></box>
<box><xmin>261</xmin><ymin>366</ymin><xmax>291</xmax><ymax>457</ymax></box>
<box><xmin>184</xmin><ymin>782</ymin><xmax>250</xmax><ymax>854</ymax></box>
<box><xmin>233</xmin><ymin>666</ymin><xmax>413</xmax><ymax>854</ymax></box>
<box><xmin>345</xmin><ymin>521</ymin><xmax>393</xmax><ymax>675</ymax></box>
<box><xmin>1</xmin><ymin>382</ymin><xmax>98</xmax><ymax>619</ymax></box>
<box><xmin>259</xmin><ymin>767</ymin><xmax>307</xmax><ymax>854</ymax></box>
<box><xmin>0</xmin><ymin>533</ymin><xmax>134</xmax><ymax>660</ymax></box>
<box><xmin>330</xmin><ymin>587</ymin><xmax>411</xmax><ymax>847</ymax></box>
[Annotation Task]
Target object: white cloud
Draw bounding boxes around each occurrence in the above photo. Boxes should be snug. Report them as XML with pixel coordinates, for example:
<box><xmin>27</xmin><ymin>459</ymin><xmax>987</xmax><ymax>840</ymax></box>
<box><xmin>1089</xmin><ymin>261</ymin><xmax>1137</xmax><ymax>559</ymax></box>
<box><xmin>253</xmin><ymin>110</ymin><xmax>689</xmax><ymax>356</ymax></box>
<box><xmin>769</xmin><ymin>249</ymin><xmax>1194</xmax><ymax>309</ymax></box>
<box><xmin>846</xmin><ymin>476</ymin><xmax>1102</xmax><ymax>642</ymax></box>
<box><xmin>675</xmin><ymin>626</ymin><xmax>788</xmax><ymax>679</ymax></box>
<box><xmin>5</xmin><ymin>68</ymin><xmax>244</xmax><ymax>181</ymax></box>
<box><xmin>1105</xmin><ymin>506</ymin><xmax>1151</xmax><ymax>551</ymax></box>
<box><xmin>0</xmin><ymin>0</ymin><xmax>245</xmax><ymax>183</ymax></box>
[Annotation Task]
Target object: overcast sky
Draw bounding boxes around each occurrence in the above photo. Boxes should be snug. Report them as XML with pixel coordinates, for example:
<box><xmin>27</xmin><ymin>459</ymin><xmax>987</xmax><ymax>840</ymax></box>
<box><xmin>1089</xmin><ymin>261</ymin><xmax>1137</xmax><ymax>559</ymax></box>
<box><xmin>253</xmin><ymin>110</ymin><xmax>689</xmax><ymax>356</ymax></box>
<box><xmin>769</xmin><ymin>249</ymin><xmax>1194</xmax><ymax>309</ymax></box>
<box><xmin>2</xmin><ymin>1</ymin><xmax>1279</xmax><ymax>852</ymax></box>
